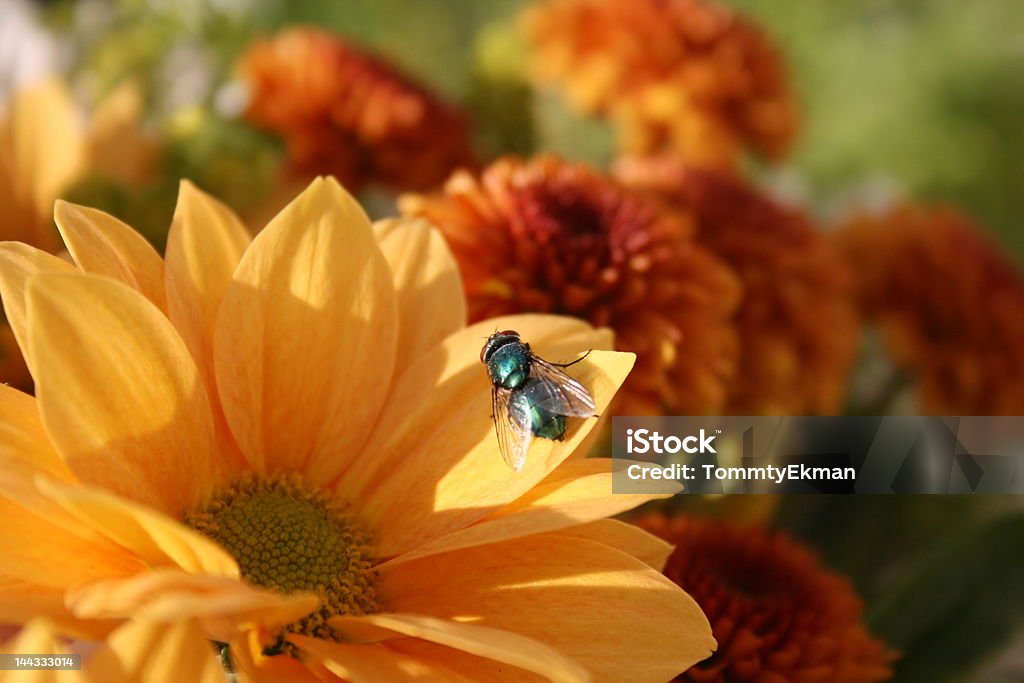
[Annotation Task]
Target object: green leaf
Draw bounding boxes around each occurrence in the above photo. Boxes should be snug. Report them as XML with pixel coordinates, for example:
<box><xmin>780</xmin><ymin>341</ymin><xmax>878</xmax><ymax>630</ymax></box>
<box><xmin>867</xmin><ymin>513</ymin><xmax>1024</xmax><ymax>682</ymax></box>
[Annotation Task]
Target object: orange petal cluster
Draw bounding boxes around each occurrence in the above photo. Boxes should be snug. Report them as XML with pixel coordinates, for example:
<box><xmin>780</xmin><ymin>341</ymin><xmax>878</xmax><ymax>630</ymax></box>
<box><xmin>238</xmin><ymin>27</ymin><xmax>476</xmax><ymax>192</ymax></box>
<box><xmin>401</xmin><ymin>155</ymin><xmax>741</xmax><ymax>415</ymax></box>
<box><xmin>837</xmin><ymin>203</ymin><xmax>1024</xmax><ymax>415</ymax></box>
<box><xmin>522</xmin><ymin>0</ymin><xmax>799</xmax><ymax>168</ymax></box>
<box><xmin>634</xmin><ymin>514</ymin><xmax>897</xmax><ymax>683</ymax></box>
<box><xmin>617</xmin><ymin>156</ymin><xmax>859</xmax><ymax>414</ymax></box>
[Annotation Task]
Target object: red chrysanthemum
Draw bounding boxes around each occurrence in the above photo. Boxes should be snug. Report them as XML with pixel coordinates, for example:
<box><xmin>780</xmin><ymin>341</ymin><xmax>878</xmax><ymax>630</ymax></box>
<box><xmin>400</xmin><ymin>155</ymin><xmax>741</xmax><ymax>415</ymax></box>
<box><xmin>634</xmin><ymin>514</ymin><xmax>897</xmax><ymax>683</ymax></box>
<box><xmin>837</xmin><ymin>203</ymin><xmax>1024</xmax><ymax>415</ymax></box>
<box><xmin>522</xmin><ymin>0</ymin><xmax>799</xmax><ymax>168</ymax></box>
<box><xmin>238</xmin><ymin>27</ymin><xmax>476</xmax><ymax>192</ymax></box>
<box><xmin>617</xmin><ymin>156</ymin><xmax>860</xmax><ymax>415</ymax></box>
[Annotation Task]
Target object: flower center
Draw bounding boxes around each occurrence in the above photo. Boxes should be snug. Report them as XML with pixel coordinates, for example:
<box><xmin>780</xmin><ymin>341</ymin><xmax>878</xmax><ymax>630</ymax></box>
<box><xmin>185</xmin><ymin>474</ymin><xmax>377</xmax><ymax>649</ymax></box>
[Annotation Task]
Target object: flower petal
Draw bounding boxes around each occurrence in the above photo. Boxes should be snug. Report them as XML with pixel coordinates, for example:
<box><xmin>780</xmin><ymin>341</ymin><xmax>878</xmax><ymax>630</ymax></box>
<box><xmin>373</xmin><ymin>217</ymin><xmax>466</xmax><ymax>377</ymax></box>
<box><xmin>68</xmin><ymin>570</ymin><xmax>316</xmax><ymax>644</ymax></box>
<box><xmin>385</xmin><ymin>458</ymin><xmax>675</xmax><ymax>565</ymax></box>
<box><xmin>379</xmin><ymin>533</ymin><xmax>715</xmax><ymax>683</ymax></box>
<box><xmin>290</xmin><ymin>636</ymin><xmax>477</xmax><ymax>683</ymax></box>
<box><xmin>347</xmin><ymin>314</ymin><xmax>625</xmax><ymax>558</ymax></box>
<box><xmin>549</xmin><ymin>519</ymin><xmax>673</xmax><ymax>571</ymax></box>
<box><xmin>86</xmin><ymin>619</ymin><xmax>225</xmax><ymax>683</ymax></box>
<box><xmin>0</xmin><ymin>577</ymin><xmax>114</xmax><ymax>640</ymax></box>
<box><xmin>165</xmin><ymin>181</ymin><xmax>252</xmax><ymax>478</ymax></box>
<box><xmin>165</xmin><ymin>180</ymin><xmax>251</xmax><ymax>394</ymax></box>
<box><xmin>0</xmin><ymin>491</ymin><xmax>144</xmax><ymax>589</ymax></box>
<box><xmin>27</xmin><ymin>271</ymin><xmax>217</xmax><ymax>515</ymax></box>
<box><xmin>0</xmin><ymin>242</ymin><xmax>74</xmax><ymax>374</ymax></box>
<box><xmin>328</xmin><ymin>613</ymin><xmax>588</xmax><ymax>683</ymax></box>
<box><xmin>0</xmin><ymin>383</ymin><xmax>72</xmax><ymax>484</ymax></box>
<box><xmin>53</xmin><ymin>200</ymin><xmax>166</xmax><ymax>311</ymax></box>
<box><xmin>0</xmin><ymin>386</ymin><xmax>146</xmax><ymax>588</ymax></box>
<box><xmin>0</xmin><ymin>620</ymin><xmax>87</xmax><ymax>683</ymax></box>
<box><xmin>37</xmin><ymin>479</ymin><xmax>236</xmax><ymax>577</ymax></box>
<box><xmin>230</xmin><ymin>632</ymin><xmax>328</xmax><ymax>683</ymax></box>
<box><xmin>214</xmin><ymin>177</ymin><xmax>398</xmax><ymax>484</ymax></box>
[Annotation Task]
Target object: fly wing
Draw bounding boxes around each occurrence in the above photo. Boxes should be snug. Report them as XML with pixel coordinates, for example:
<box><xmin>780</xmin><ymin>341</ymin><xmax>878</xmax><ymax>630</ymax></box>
<box><xmin>529</xmin><ymin>357</ymin><xmax>597</xmax><ymax>417</ymax></box>
<box><xmin>492</xmin><ymin>385</ymin><xmax>533</xmax><ymax>471</ymax></box>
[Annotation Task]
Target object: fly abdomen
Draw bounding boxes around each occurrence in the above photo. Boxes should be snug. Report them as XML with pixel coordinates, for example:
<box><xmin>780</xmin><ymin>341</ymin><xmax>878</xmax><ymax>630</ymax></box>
<box><xmin>511</xmin><ymin>378</ymin><xmax>567</xmax><ymax>440</ymax></box>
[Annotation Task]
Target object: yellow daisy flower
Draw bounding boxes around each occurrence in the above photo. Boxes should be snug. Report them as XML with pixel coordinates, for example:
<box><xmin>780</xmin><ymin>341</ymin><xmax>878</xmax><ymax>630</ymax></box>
<box><xmin>0</xmin><ymin>178</ymin><xmax>714</xmax><ymax>681</ymax></box>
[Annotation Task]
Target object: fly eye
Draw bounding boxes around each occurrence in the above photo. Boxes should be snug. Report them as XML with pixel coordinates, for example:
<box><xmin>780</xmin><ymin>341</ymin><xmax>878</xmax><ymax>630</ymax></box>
<box><xmin>498</xmin><ymin>329</ymin><xmax>519</xmax><ymax>338</ymax></box>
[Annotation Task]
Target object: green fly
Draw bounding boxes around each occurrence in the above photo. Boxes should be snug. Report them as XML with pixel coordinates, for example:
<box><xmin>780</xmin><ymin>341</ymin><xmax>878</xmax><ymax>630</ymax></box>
<box><xmin>481</xmin><ymin>330</ymin><xmax>596</xmax><ymax>471</ymax></box>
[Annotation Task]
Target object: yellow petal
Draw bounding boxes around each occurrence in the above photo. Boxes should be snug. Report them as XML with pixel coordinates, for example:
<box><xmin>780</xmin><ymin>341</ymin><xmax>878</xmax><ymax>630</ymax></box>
<box><xmin>0</xmin><ymin>496</ymin><xmax>142</xmax><ymax>590</ymax></box>
<box><xmin>53</xmin><ymin>201</ymin><xmax>165</xmax><ymax>311</ymax></box>
<box><xmin>68</xmin><ymin>570</ymin><xmax>316</xmax><ymax>644</ymax></box>
<box><xmin>165</xmin><ymin>180</ymin><xmax>251</xmax><ymax>394</ymax></box>
<box><xmin>379</xmin><ymin>533</ymin><xmax>715</xmax><ymax>683</ymax></box>
<box><xmin>165</xmin><ymin>181</ymin><xmax>252</xmax><ymax>479</ymax></box>
<box><xmin>214</xmin><ymin>177</ymin><xmax>398</xmax><ymax>484</ymax></box>
<box><xmin>27</xmin><ymin>272</ymin><xmax>217</xmax><ymax>515</ymax></box>
<box><xmin>6</xmin><ymin>80</ymin><xmax>84</xmax><ymax>244</ymax></box>
<box><xmin>290</xmin><ymin>636</ymin><xmax>476</xmax><ymax>683</ymax></box>
<box><xmin>0</xmin><ymin>578</ymin><xmax>114</xmax><ymax>640</ymax></box>
<box><xmin>373</xmin><ymin>217</ymin><xmax>466</xmax><ymax>377</ymax></box>
<box><xmin>328</xmin><ymin>613</ymin><xmax>588</xmax><ymax>683</ymax></box>
<box><xmin>0</xmin><ymin>386</ymin><xmax>143</xmax><ymax>587</ymax></box>
<box><xmin>0</xmin><ymin>383</ymin><xmax>72</xmax><ymax>484</ymax></box>
<box><xmin>37</xmin><ymin>479</ymin><xmax>236</xmax><ymax>577</ymax></box>
<box><xmin>0</xmin><ymin>242</ymin><xmax>75</xmax><ymax>374</ymax></box>
<box><xmin>86</xmin><ymin>619</ymin><xmax>224</xmax><ymax>683</ymax></box>
<box><xmin>549</xmin><ymin>519</ymin><xmax>673</xmax><ymax>571</ymax></box>
<box><xmin>346</xmin><ymin>315</ymin><xmax>626</xmax><ymax>558</ymax></box>
<box><xmin>385</xmin><ymin>640</ymin><xmax>547</xmax><ymax>682</ymax></box>
<box><xmin>383</xmin><ymin>458</ymin><xmax>674</xmax><ymax>565</ymax></box>
<box><xmin>230</xmin><ymin>633</ymin><xmax>327</xmax><ymax>683</ymax></box>
<box><xmin>0</xmin><ymin>620</ymin><xmax>86</xmax><ymax>683</ymax></box>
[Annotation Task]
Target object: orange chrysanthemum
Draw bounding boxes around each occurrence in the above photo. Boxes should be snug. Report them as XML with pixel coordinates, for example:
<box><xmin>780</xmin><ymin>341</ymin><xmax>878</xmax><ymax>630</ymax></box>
<box><xmin>238</xmin><ymin>27</ymin><xmax>476</xmax><ymax>192</ymax></box>
<box><xmin>400</xmin><ymin>155</ymin><xmax>741</xmax><ymax>416</ymax></box>
<box><xmin>522</xmin><ymin>0</ymin><xmax>799</xmax><ymax>168</ymax></box>
<box><xmin>0</xmin><ymin>178</ymin><xmax>715</xmax><ymax>681</ymax></box>
<box><xmin>634</xmin><ymin>514</ymin><xmax>897</xmax><ymax>683</ymax></box>
<box><xmin>617</xmin><ymin>156</ymin><xmax>860</xmax><ymax>414</ymax></box>
<box><xmin>837</xmin><ymin>204</ymin><xmax>1024</xmax><ymax>415</ymax></box>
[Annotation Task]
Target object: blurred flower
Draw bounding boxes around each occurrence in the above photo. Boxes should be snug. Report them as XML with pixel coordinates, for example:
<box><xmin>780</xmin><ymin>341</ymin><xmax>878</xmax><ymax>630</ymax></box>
<box><xmin>837</xmin><ymin>204</ymin><xmax>1024</xmax><ymax>415</ymax></box>
<box><xmin>617</xmin><ymin>156</ymin><xmax>860</xmax><ymax>414</ymax></box>
<box><xmin>634</xmin><ymin>514</ymin><xmax>897</xmax><ymax>682</ymax></box>
<box><xmin>0</xmin><ymin>178</ymin><xmax>714</xmax><ymax>680</ymax></box>
<box><xmin>238</xmin><ymin>27</ymin><xmax>476</xmax><ymax>193</ymax></box>
<box><xmin>521</xmin><ymin>0</ymin><xmax>799</xmax><ymax>168</ymax></box>
<box><xmin>401</xmin><ymin>155</ymin><xmax>741</xmax><ymax>415</ymax></box>
<box><xmin>0</xmin><ymin>78</ymin><xmax>157</xmax><ymax>388</ymax></box>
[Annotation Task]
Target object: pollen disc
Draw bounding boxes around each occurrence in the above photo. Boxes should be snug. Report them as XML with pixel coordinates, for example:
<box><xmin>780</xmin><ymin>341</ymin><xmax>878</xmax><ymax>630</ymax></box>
<box><xmin>185</xmin><ymin>474</ymin><xmax>378</xmax><ymax>647</ymax></box>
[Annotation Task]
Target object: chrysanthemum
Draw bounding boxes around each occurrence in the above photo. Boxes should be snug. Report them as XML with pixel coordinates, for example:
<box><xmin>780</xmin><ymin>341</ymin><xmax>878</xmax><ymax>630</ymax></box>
<box><xmin>238</xmin><ymin>27</ymin><xmax>476</xmax><ymax>192</ymax></box>
<box><xmin>0</xmin><ymin>78</ymin><xmax>154</xmax><ymax>389</ymax></box>
<box><xmin>836</xmin><ymin>204</ymin><xmax>1024</xmax><ymax>415</ymax></box>
<box><xmin>634</xmin><ymin>514</ymin><xmax>897</xmax><ymax>682</ymax></box>
<box><xmin>0</xmin><ymin>177</ymin><xmax>715</xmax><ymax>680</ymax></box>
<box><xmin>617</xmin><ymin>156</ymin><xmax>859</xmax><ymax>414</ymax></box>
<box><xmin>400</xmin><ymin>155</ymin><xmax>741</xmax><ymax>416</ymax></box>
<box><xmin>521</xmin><ymin>0</ymin><xmax>799</xmax><ymax>168</ymax></box>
